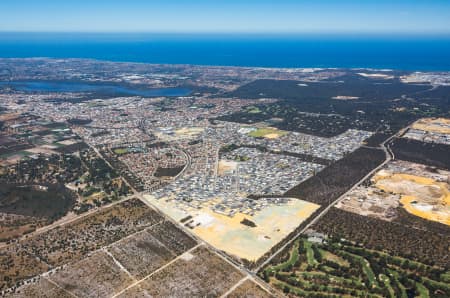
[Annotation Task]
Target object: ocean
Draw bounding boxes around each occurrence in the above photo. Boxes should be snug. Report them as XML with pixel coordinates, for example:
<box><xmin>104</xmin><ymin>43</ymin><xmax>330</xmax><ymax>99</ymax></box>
<box><xmin>1</xmin><ymin>33</ymin><xmax>450</xmax><ymax>71</ymax></box>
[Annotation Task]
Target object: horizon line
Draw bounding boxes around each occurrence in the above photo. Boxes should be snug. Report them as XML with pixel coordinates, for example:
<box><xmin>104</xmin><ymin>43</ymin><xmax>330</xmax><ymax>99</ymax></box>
<box><xmin>1</xmin><ymin>31</ymin><xmax>450</xmax><ymax>36</ymax></box>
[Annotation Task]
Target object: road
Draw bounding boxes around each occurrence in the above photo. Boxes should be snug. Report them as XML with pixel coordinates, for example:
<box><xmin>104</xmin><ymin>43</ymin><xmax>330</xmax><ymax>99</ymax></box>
<box><xmin>134</xmin><ymin>191</ymin><xmax>280</xmax><ymax>296</ymax></box>
<box><xmin>255</xmin><ymin>129</ymin><xmax>403</xmax><ymax>272</ymax></box>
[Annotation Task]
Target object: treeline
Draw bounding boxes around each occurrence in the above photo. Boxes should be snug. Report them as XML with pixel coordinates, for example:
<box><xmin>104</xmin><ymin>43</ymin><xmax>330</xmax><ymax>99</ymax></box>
<box><xmin>389</xmin><ymin>137</ymin><xmax>450</xmax><ymax>170</ymax></box>
<box><xmin>154</xmin><ymin>165</ymin><xmax>185</xmax><ymax>178</ymax></box>
<box><xmin>0</xmin><ymin>183</ymin><xmax>76</xmax><ymax>221</ymax></box>
<box><xmin>284</xmin><ymin>147</ymin><xmax>385</xmax><ymax>205</ymax></box>
<box><xmin>313</xmin><ymin>208</ymin><xmax>450</xmax><ymax>268</ymax></box>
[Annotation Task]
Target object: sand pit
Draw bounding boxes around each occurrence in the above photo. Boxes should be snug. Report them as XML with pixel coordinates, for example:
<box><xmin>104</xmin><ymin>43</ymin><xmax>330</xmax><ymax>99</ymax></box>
<box><xmin>373</xmin><ymin>173</ymin><xmax>450</xmax><ymax>226</ymax></box>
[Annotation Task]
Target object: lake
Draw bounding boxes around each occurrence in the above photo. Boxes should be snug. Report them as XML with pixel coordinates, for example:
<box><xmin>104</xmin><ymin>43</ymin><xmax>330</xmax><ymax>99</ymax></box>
<box><xmin>0</xmin><ymin>81</ymin><xmax>192</xmax><ymax>97</ymax></box>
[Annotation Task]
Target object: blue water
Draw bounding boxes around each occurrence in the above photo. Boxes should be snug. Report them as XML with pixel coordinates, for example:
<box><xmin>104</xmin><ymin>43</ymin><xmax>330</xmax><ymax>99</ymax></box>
<box><xmin>0</xmin><ymin>81</ymin><xmax>191</xmax><ymax>97</ymax></box>
<box><xmin>1</xmin><ymin>33</ymin><xmax>450</xmax><ymax>71</ymax></box>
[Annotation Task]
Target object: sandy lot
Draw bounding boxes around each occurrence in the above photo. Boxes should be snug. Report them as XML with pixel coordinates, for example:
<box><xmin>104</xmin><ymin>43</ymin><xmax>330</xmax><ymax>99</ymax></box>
<box><xmin>143</xmin><ymin>194</ymin><xmax>319</xmax><ymax>261</ymax></box>
<box><xmin>217</xmin><ymin>160</ymin><xmax>237</xmax><ymax>175</ymax></box>
<box><xmin>410</xmin><ymin>117</ymin><xmax>450</xmax><ymax>134</ymax></box>
<box><xmin>175</xmin><ymin>127</ymin><xmax>204</xmax><ymax>137</ymax></box>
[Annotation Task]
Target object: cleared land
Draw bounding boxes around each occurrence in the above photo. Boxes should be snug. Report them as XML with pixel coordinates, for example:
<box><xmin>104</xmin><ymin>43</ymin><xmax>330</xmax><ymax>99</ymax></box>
<box><xmin>107</xmin><ymin>228</ymin><xmax>176</xmax><ymax>280</ymax></box>
<box><xmin>0</xmin><ymin>199</ymin><xmax>163</xmax><ymax>292</ymax></box>
<box><xmin>191</xmin><ymin>200</ymin><xmax>319</xmax><ymax>261</ymax></box>
<box><xmin>0</xmin><ymin>249</ymin><xmax>50</xmax><ymax>292</ymax></box>
<box><xmin>147</xmin><ymin>220</ymin><xmax>197</xmax><ymax>255</ymax></box>
<box><xmin>48</xmin><ymin>251</ymin><xmax>134</xmax><ymax>298</ymax></box>
<box><xmin>5</xmin><ymin>278</ymin><xmax>73</xmax><ymax>298</ymax></box>
<box><xmin>337</xmin><ymin>160</ymin><xmax>450</xmax><ymax>226</ymax></box>
<box><xmin>374</xmin><ymin>172</ymin><xmax>449</xmax><ymax>226</ymax></box>
<box><xmin>227</xmin><ymin>279</ymin><xmax>274</xmax><ymax>298</ymax></box>
<box><xmin>410</xmin><ymin>117</ymin><xmax>450</xmax><ymax>134</ymax></box>
<box><xmin>174</xmin><ymin>127</ymin><xmax>204</xmax><ymax>139</ymax></box>
<box><xmin>22</xmin><ymin>198</ymin><xmax>163</xmax><ymax>267</ymax></box>
<box><xmin>144</xmin><ymin>195</ymin><xmax>319</xmax><ymax>262</ymax></box>
<box><xmin>118</xmin><ymin>246</ymin><xmax>245</xmax><ymax>297</ymax></box>
<box><xmin>217</xmin><ymin>159</ymin><xmax>237</xmax><ymax>175</ymax></box>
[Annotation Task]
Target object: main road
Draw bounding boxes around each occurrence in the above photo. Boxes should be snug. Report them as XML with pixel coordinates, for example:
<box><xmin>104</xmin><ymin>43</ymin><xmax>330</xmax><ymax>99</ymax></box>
<box><xmin>254</xmin><ymin>128</ymin><xmax>404</xmax><ymax>272</ymax></box>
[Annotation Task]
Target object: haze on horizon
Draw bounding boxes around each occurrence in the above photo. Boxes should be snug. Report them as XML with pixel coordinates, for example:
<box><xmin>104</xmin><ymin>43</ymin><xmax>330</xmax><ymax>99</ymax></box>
<box><xmin>0</xmin><ymin>0</ymin><xmax>450</xmax><ymax>34</ymax></box>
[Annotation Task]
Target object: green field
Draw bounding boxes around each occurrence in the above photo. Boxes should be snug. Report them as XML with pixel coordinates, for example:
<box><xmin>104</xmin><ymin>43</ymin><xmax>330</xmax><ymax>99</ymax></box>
<box><xmin>113</xmin><ymin>148</ymin><xmax>128</xmax><ymax>155</ymax></box>
<box><xmin>246</xmin><ymin>106</ymin><xmax>262</xmax><ymax>114</ymax></box>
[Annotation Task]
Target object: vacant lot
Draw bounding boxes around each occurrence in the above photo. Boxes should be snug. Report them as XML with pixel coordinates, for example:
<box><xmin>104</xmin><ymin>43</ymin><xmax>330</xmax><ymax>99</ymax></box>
<box><xmin>22</xmin><ymin>198</ymin><xmax>163</xmax><ymax>267</ymax></box>
<box><xmin>120</xmin><ymin>246</ymin><xmax>244</xmax><ymax>297</ymax></box>
<box><xmin>107</xmin><ymin>228</ymin><xmax>176</xmax><ymax>279</ymax></box>
<box><xmin>48</xmin><ymin>251</ymin><xmax>134</xmax><ymax>298</ymax></box>
<box><xmin>227</xmin><ymin>279</ymin><xmax>273</xmax><ymax>298</ymax></box>
<box><xmin>0</xmin><ymin>198</ymin><xmax>163</xmax><ymax>293</ymax></box>
<box><xmin>0</xmin><ymin>249</ymin><xmax>50</xmax><ymax>292</ymax></box>
<box><xmin>411</xmin><ymin>117</ymin><xmax>450</xmax><ymax>134</ymax></box>
<box><xmin>5</xmin><ymin>278</ymin><xmax>73</xmax><ymax>298</ymax></box>
<box><xmin>375</xmin><ymin>172</ymin><xmax>449</xmax><ymax>226</ymax></box>
<box><xmin>147</xmin><ymin>220</ymin><xmax>197</xmax><ymax>255</ymax></box>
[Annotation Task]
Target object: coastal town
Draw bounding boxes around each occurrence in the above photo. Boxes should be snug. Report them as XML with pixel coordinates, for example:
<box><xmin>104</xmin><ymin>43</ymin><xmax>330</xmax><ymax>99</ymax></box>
<box><xmin>1</xmin><ymin>59</ymin><xmax>449</xmax><ymax>297</ymax></box>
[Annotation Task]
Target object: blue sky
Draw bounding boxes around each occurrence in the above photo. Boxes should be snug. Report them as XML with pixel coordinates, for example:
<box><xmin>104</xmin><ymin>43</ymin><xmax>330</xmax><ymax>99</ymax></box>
<box><xmin>0</xmin><ymin>0</ymin><xmax>449</xmax><ymax>34</ymax></box>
